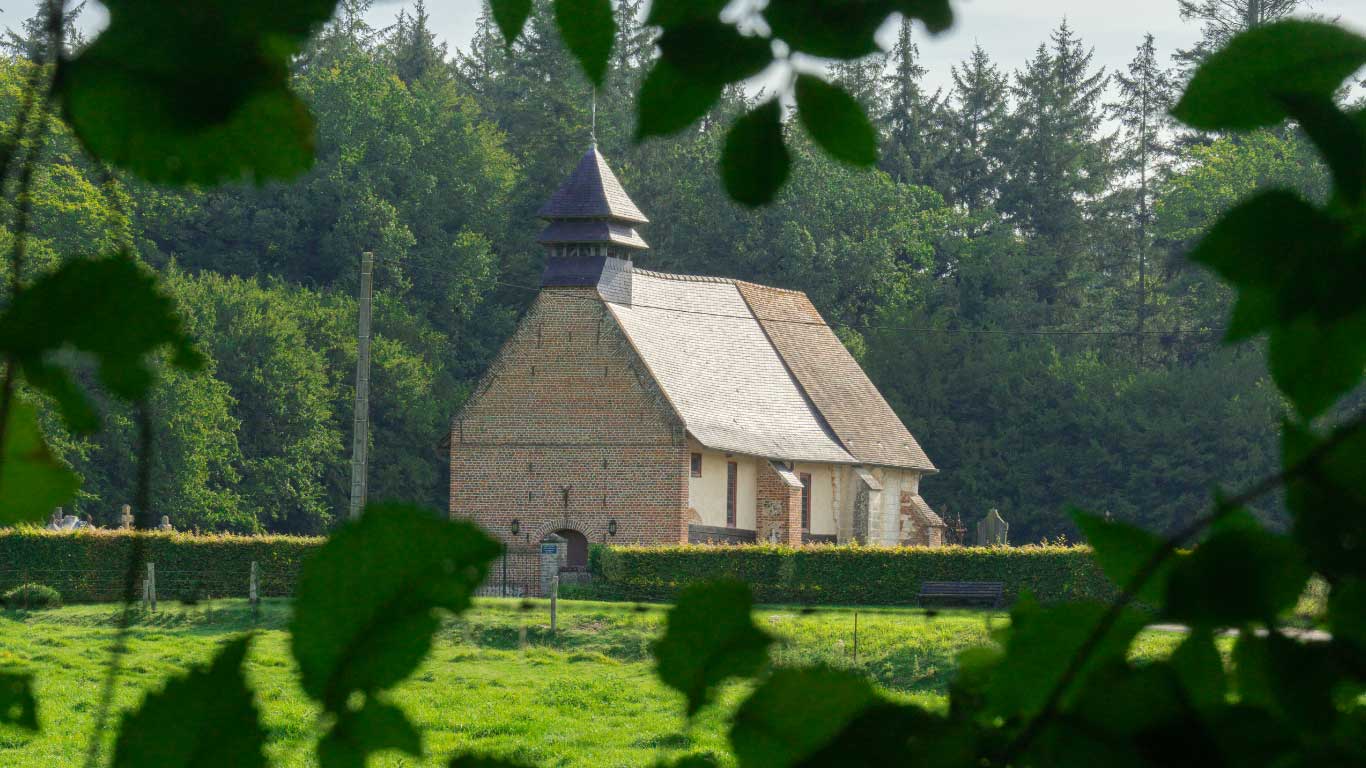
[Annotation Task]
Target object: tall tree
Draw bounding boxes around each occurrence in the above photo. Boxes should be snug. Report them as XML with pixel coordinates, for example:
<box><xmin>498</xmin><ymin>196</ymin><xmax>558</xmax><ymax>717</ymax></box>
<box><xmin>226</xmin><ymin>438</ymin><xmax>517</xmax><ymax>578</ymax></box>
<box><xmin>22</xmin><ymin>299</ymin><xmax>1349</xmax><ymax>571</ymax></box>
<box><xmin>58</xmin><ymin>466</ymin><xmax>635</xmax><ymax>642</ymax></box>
<box><xmin>880</xmin><ymin>19</ymin><xmax>947</xmax><ymax>194</ymax></box>
<box><xmin>1174</xmin><ymin>0</ymin><xmax>1303</xmax><ymax>73</ymax></box>
<box><xmin>998</xmin><ymin>21</ymin><xmax>1112</xmax><ymax>317</ymax></box>
<box><xmin>941</xmin><ymin>45</ymin><xmax>1010</xmax><ymax>217</ymax></box>
<box><xmin>388</xmin><ymin>0</ymin><xmax>448</xmax><ymax>85</ymax></box>
<box><xmin>1108</xmin><ymin>33</ymin><xmax>1176</xmax><ymax>363</ymax></box>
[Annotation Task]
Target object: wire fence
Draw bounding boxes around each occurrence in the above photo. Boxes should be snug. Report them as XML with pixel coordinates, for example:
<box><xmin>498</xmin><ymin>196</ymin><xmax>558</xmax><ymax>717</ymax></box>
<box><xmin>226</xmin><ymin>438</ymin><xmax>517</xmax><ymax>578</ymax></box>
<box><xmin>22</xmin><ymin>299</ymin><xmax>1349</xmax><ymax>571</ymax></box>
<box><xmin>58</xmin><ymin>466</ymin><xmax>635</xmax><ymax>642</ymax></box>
<box><xmin>0</xmin><ymin>563</ymin><xmax>264</xmax><ymax>606</ymax></box>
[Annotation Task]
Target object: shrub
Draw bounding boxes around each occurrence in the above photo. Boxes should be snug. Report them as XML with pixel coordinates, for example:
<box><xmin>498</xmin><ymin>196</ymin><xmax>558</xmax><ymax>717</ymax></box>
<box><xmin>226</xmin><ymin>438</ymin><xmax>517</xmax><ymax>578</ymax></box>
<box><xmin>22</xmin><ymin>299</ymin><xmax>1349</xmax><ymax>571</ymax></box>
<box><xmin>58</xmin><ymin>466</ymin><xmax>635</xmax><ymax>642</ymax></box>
<box><xmin>3</xmin><ymin>582</ymin><xmax>62</xmax><ymax>609</ymax></box>
<box><xmin>590</xmin><ymin>543</ymin><xmax>1114</xmax><ymax>605</ymax></box>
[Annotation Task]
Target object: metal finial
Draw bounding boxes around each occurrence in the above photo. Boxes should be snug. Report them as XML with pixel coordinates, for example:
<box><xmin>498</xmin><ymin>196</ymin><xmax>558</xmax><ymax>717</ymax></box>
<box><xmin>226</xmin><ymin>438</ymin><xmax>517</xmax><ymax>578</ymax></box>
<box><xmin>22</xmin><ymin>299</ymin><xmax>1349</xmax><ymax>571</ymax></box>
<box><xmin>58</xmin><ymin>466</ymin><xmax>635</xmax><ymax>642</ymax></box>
<box><xmin>590</xmin><ymin>88</ymin><xmax>597</xmax><ymax>147</ymax></box>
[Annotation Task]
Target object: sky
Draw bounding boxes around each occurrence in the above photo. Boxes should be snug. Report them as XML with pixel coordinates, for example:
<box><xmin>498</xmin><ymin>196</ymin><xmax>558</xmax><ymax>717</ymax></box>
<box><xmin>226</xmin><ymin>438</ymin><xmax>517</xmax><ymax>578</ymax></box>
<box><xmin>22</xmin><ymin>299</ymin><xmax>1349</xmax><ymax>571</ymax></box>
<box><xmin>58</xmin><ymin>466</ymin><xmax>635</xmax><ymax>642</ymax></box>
<box><xmin>3</xmin><ymin>0</ymin><xmax>1363</xmax><ymax>98</ymax></box>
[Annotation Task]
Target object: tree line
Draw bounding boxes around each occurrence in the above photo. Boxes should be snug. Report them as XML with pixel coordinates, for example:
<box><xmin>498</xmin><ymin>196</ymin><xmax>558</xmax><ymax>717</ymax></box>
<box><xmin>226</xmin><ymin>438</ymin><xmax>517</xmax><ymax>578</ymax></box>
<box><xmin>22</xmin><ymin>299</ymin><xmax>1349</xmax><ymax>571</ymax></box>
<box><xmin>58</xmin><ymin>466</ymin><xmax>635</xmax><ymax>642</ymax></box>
<box><xmin>0</xmin><ymin>0</ymin><xmax>1343</xmax><ymax>539</ymax></box>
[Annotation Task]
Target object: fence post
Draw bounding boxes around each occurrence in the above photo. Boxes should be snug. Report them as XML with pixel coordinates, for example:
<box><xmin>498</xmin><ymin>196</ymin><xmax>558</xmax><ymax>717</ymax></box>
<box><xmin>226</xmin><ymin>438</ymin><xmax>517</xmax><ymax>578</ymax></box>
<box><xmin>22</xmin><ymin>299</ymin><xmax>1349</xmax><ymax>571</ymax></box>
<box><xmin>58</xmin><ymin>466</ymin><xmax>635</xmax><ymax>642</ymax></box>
<box><xmin>550</xmin><ymin>575</ymin><xmax>559</xmax><ymax>636</ymax></box>
<box><xmin>249</xmin><ymin>561</ymin><xmax>259</xmax><ymax>607</ymax></box>
<box><xmin>147</xmin><ymin>562</ymin><xmax>156</xmax><ymax>612</ymax></box>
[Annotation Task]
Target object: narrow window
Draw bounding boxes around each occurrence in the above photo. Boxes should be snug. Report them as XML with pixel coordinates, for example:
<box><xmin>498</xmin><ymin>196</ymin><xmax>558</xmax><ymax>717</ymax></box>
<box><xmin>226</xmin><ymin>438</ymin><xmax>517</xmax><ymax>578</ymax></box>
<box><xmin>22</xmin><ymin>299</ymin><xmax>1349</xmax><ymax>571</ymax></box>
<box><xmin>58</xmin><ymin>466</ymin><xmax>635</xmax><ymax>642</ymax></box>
<box><xmin>726</xmin><ymin>462</ymin><xmax>738</xmax><ymax>527</ymax></box>
<box><xmin>690</xmin><ymin>453</ymin><xmax>703</xmax><ymax>478</ymax></box>
<box><xmin>799</xmin><ymin>472</ymin><xmax>812</xmax><ymax>531</ymax></box>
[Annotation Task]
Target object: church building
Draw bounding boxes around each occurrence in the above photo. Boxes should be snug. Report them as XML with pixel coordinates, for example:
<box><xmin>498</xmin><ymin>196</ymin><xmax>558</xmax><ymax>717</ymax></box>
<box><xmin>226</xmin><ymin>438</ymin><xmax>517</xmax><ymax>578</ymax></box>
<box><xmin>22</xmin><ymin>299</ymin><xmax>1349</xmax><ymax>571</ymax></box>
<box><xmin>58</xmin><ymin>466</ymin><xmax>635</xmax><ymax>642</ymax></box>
<box><xmin>448</xmin><ymin>147</ymin><xmax>943</xmax><ymax>592</ymax></box>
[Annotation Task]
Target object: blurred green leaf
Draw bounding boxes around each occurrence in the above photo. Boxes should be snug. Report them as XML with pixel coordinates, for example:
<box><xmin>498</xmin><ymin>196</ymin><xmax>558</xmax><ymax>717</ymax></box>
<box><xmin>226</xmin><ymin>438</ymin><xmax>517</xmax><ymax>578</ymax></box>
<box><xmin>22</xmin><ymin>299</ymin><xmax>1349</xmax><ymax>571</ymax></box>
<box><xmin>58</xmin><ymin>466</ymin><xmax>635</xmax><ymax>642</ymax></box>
<box><xmin>637</xmin><ymin>59</ymin><xmax>724</xmax><ymax>140</ymax></box>
<box><xmin>646</xmin><ymin>0</ymin><xmax>728</xmax><ymax>27</ymax></box>
<box><xmin>730</xmin><ymin>668</ymin><xmax>877</xmax><ymax>767</ymax></box>
<box><xmin>1172</xmin><ymin>20</ymin><xmax>1366</xmax><ymax>130</ymax></box>
<box><xmin>1284</xmin><ymin>421</ymin><xmax>1366</xmax><ymax>582</ymax></box>
<box><xmin>986</xmin><ymin>595</ymin><xmax>1147</xmax><ymax>717</ymax></box>
<box><xmin>1267</xmin><ymin>310</ymin><xmax>1366</xmax><ymax>420</ymax></box>
<box><xmin>796</xmin><ymin>703</ymin><xmax>971</xmax><ymax>768</ymax></box>
<box><xmin>657</xmin><ymin>21</ymin><xmax>773</xmax><ymax>86</ymax></box>
<box><xmin>1328</xmin><ymin>578</ymin><xmax>1366</xmax><ymax>651</ymax></box>
<box><xmin>722</xmin><ymin>101</ymin><xmax>789</xmax><ymax>207</ymax></box>
<box><xmin>112</xmin><ymin>637</ymin><xmax>265</xmax><ymax>768</ymax></box>
<box><xmin>0</xmin><ymin>400</ymin><xmax>78</xmax><ymax>526</ymax></box>
<box><xmin>57</xmin><ymin>0</ymin><xmax>336</xmax><ymax>185</ymax></box>
<box><xmin>794</xmin><ymin>75</ymin><xmax>878</xmax><ymax>166</ymax></box>
<box><xmin>652</xmin><ymin>579</ymin><xmax>773</xmax><ymax>716</ymax></box>
<box><xmin>1165</xmin><ymin>511</ymin><xmax>1310</xmax><ymax>627</ymax></box>
<box><xmin>489</xmin><ymin>0</ymin><xmax>533</xmax><ymax>45</ymax></box>
<box><xmin>763</xmin><ymin>0</ymin><xmax>891</xmax><ymax>59</ymax></box>
<box><xmin>1278</xmin><ymin>93</ymin><xmax>1365</xmax><ymax>205</ymax></box>
<box><xmin>1169</xmin><ymin>629</ymin><xmax>1227</xmax><ymax>712</ymax></box>
<box><xmin>764</xmin><ymin>0</ymin><xmax>952</xmax><ymax>60</ymax></box>
<box><xmin>1234</xmin><ymin>632</ymin><xmax>1340</xmax><ymax>734</ymax></box>
<box><xmin>1187</xmin><ymin>190</ymin><xmax>1346</xmax><ymax>338</ymax></box>
<box><xmin>290</xmin><ymin>503</ymin><xmax>500</xmax><ymax>710</ymax></box>
<box><xmin>1072</xmin><ymin>509</ymin><xmax>1170</xmax><ymax>605</ymax></box>
<box><xmin>553</xmin><ymin>0</ymin><xmax>615</xmax><ymax>87</ymax></box>
<box><xmin>0</xmin><ymin>255</ymin><xmax>204</xmax><ymax>434</ymax></box>
<box><xmin>318</xmin><ymin>697</ymin><xmax>421</xmax><ymax>768</ymax></box>
<box><xmin>0</xmin><ymin>672</ymin><xmax>37</xmax><ymax>732</ymax></box>
<box><xmin>1065</xmin><ymin>664</ymin><xmax>1185</xmax><ymax>743</ymax></box>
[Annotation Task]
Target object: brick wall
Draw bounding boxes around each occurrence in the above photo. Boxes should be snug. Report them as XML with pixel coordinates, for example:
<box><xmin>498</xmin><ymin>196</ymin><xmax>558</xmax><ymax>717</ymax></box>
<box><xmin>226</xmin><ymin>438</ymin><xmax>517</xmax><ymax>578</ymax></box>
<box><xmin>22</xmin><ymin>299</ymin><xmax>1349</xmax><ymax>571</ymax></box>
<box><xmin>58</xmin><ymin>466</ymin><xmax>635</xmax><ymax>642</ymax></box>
<box><xmin>450</xmin><ymin>287</ymin><xmax>689</xmax><ymax>593</ymax></box>
<box><xmin>756</xmin><ymin>461</ymin><xmax>803</xmax><ymax>546</ymax></box>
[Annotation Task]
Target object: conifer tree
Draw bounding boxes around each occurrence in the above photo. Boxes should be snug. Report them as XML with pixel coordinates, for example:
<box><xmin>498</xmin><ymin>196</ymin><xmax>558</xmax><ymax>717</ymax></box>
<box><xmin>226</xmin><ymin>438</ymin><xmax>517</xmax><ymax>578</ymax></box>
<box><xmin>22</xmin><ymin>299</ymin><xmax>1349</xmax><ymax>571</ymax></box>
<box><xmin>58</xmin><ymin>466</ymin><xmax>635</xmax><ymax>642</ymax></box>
<box><xmin>998</xmin><ymin>21</ymin><xmax>1112</xmax><ymax>315</ymax></box>
<box><xmin>1108</xmin><ymin>33</ymin><xmax>1175</xmax><ymax>362</ymax></box>
<box><xmin>941</xmin><ymin>45</ymin><xmax>1009</xmax><ymax>217</ymax></box>
<box><xmin>389</xmin><ymin>1</ymin><xmax>448</xmax><ymax>86</ymax></box>
<box><xmin>880</xmin><ymin>19</ymin><xmax>947</xmax><ymax>193</ymax></box>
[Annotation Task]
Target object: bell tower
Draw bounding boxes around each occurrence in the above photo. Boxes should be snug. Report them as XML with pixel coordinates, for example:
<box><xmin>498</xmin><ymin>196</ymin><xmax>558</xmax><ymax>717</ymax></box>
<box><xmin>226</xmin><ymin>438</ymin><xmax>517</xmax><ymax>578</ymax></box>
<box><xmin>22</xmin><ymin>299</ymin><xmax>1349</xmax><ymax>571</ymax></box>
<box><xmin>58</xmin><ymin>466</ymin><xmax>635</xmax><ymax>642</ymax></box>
<box><xmin>537</xmin><ymin>146</ymin><xmax>649</xmax><ymax>288</ymax></box>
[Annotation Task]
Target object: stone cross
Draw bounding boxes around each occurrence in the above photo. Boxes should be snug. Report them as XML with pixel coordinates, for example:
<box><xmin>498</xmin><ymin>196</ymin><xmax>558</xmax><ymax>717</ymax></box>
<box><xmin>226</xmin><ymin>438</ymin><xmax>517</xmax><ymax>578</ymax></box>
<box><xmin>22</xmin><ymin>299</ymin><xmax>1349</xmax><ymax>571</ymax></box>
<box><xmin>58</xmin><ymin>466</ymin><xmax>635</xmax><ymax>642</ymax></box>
<box><xmin>157</xmin><ymin>515</ymin><xmax>174</xmax><ymax>531</ymax></box>
<box><xmin>976</xmin><ymin>508</ymin><xmax>1009</xmax><ymax>547</ymax></box>
<box><xmin>120</xmin><ymin>505</ymin><xmax>134</xmax><ymax>530</ymax></box>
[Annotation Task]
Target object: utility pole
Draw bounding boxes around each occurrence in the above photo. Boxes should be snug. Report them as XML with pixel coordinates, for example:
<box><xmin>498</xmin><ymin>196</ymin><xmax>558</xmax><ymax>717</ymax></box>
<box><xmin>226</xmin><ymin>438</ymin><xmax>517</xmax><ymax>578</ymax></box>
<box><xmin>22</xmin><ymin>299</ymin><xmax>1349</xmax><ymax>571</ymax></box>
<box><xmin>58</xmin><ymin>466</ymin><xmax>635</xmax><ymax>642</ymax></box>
<box><xmin>348</xmin><ymin>251</ymin><xmax>374</xmax><ymax>521</ymax></box>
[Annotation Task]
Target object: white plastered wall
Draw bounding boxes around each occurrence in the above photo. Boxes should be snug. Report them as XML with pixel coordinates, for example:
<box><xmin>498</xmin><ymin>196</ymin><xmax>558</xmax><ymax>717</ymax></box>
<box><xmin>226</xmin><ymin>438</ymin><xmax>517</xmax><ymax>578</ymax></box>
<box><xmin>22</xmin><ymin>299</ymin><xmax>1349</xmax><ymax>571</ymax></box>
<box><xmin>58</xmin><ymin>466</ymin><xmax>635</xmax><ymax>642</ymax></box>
<box><xmin>686</xmin><ymin>442</ymin><xmax>757</xmax><ymax>530</ymax></box>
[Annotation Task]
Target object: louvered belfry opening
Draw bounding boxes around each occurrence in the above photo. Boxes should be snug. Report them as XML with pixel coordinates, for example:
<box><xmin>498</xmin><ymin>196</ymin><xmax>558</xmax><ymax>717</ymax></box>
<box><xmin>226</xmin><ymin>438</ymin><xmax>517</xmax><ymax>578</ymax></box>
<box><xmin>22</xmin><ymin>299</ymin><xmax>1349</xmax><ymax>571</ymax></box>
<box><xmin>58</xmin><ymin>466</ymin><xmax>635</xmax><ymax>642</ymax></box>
<box><xmin>537</xmin><ymin>146</ymin><xmax>649</xmax><ymax>288</ymax></box>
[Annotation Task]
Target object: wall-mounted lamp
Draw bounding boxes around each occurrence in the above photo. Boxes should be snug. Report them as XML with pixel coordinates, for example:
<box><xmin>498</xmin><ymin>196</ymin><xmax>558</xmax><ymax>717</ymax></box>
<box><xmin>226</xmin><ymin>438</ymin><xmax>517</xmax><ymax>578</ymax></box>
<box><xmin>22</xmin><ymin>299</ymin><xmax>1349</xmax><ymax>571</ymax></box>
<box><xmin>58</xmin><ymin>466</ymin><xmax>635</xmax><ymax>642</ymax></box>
<box><xmin>607</xmin><ymin>518</ymin><xmax>618</xmax><ymax>536</ymax></box>
<box><xmin>510</xmin><ymin>519</ymin><xmax>520</xmax><ymax>537</ymax></box>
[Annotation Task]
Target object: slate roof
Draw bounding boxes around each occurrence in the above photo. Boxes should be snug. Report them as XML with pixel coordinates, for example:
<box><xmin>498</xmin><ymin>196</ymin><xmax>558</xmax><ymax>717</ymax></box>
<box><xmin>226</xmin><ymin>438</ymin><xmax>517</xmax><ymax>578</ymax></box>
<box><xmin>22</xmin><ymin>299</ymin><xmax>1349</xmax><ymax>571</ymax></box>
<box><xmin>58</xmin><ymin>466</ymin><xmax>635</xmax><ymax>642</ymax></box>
<box><xmin>538</xmin><ymin>146</ymin><xmax>649</xmax><ymax>223</ymax></box>
<box><xmin>734</xmin><ymin>283</ymin><xmax>937</xmax><ymax>472</ymax></box>
<box><xmin>537</xmin><ymin>220</ymin><xmax>648</xmax><ymax>249</ymax></box>
<box><xmin>603</xmin><ymin>269</ymin><xmax>856</xmax><ymax>464</ymax></box>
<box><xmin>594</xmin><ymin>266</ymin><xmax>936</xmax><ymax>472</ymax></box>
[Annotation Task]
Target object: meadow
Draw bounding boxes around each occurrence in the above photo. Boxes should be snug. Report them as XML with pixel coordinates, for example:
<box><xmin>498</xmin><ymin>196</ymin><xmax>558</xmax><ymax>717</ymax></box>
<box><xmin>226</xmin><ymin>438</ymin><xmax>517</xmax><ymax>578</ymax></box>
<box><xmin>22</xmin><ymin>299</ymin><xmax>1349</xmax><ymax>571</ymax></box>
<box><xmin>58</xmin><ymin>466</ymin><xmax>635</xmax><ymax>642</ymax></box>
<box><xmin>0</xmin><ymin>598</ymin><xmax>1191</xmax><ymax>767</ymax></box>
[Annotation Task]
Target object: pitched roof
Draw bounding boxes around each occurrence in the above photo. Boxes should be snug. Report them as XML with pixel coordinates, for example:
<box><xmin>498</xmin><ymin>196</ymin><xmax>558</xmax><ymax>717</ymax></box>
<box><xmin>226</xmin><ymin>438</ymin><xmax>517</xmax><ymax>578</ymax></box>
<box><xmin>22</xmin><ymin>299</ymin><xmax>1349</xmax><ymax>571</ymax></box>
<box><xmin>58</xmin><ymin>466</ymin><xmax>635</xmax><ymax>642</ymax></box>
<box><xmin>537</xmin><ymin>146</ymin><xmax>649</xmax><ymax>224</ymax></box>
<box><xmin>603</xmin><ymin>269</ymin><xmax>855</xmax><ymax>464</ymax></box>
<box><xmin>734</xmin><ymin>283</ymin><xmax>936</xmax><ymax>472</ymax></box>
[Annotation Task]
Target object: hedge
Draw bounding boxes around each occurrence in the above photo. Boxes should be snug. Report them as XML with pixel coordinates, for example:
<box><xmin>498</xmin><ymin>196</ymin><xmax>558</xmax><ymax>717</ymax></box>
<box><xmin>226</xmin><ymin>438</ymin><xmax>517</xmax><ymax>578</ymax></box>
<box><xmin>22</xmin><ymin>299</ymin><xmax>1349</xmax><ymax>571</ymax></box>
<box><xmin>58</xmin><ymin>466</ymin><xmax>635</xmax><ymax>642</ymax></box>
<box><xmin>0</xmin><ymin>528</ymin><xmax>323</xmax><ymax>603</ymax></box>
<box><xmin>590</xmin><ymin>543</ymin><xmax>1116</xmax><ymax>605</ymax></box>
<box><xmin>0</xmin><ymin>529</ymin><xmax>1116</xmax><ymax>607</ymax></box>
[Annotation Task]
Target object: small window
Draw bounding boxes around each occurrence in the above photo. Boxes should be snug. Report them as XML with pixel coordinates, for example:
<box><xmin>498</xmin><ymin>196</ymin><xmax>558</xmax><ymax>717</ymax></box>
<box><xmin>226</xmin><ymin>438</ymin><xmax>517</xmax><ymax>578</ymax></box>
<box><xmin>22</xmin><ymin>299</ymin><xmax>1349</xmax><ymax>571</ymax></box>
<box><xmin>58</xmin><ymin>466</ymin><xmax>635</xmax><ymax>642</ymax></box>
<box><xmin>799</xmin><ymin>472</ymin><xmax>812</xmax><ymax>531</ymax></box>
<box><xmin>690</xmin><ymin>453</ymin><xmax>703</xmax><ymax>477</ymax></box>
<box><xmin>726</xmin><ymin>462</ymin><xmax>738</xmax><ymax>527</ymax></box>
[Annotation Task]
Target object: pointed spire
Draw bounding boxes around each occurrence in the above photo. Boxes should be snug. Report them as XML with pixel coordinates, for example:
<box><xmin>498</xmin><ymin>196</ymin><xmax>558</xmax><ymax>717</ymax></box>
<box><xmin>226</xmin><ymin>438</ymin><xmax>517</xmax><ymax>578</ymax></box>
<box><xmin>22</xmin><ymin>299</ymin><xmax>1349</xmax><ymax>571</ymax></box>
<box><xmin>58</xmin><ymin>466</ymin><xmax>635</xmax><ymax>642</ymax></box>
<box><xmin>537</xmin><ymin>146</ymin><xmax>648</xmax><ymax>224</ymax></box>
<box><xmin>538</xmin><ymin>146</ymin><xmax>649</xmax><ymax>287</ymax></box>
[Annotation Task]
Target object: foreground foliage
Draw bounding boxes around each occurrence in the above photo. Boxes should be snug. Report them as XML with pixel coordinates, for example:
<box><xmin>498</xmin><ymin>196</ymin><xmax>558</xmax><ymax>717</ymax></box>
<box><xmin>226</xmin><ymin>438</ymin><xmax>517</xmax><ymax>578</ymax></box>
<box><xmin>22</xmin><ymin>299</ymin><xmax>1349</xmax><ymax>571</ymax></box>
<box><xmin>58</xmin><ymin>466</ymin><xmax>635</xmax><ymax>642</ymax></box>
<box><xmin>0</xmin><ymin>3</ymin><xmax>1361</xmax><ymax>768</ymax></box>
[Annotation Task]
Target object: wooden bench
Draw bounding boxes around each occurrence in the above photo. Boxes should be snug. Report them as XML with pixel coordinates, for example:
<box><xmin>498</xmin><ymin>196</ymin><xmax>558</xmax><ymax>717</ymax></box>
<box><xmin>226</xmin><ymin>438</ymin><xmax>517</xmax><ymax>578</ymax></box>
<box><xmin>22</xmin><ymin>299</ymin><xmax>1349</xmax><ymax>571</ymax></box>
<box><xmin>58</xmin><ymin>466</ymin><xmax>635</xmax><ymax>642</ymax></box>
<box><xmin>917</xmin><ymin>581</ymin><xmax>1005</xmax><ymax>608</ymax></box>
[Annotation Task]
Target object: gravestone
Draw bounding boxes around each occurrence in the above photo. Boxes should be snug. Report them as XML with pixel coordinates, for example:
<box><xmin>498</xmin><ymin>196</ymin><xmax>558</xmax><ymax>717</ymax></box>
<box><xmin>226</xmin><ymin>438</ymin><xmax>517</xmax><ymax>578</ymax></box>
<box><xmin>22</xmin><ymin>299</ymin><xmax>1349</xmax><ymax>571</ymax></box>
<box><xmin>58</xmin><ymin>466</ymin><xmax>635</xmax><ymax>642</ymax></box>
<box><xmin>976</xmin><ymin>508</ymin><xmax>1009</xmax><ymax>546</ymax></box>
<box><xmin>120</xmin><ymin>505</ymin><xmax>134</xmax><ymax>530</ymax></box>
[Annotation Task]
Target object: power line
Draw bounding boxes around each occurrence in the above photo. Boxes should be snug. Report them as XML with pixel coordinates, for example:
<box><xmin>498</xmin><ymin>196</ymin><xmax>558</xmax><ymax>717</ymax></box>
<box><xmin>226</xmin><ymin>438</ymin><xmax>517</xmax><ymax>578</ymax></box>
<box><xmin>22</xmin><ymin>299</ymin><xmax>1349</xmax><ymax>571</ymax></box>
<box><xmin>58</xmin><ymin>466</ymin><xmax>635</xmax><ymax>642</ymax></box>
<box><xmin>382</xmin><ymin>257</ymin><xmax>1226</xmax><ymax>340</ymax></box>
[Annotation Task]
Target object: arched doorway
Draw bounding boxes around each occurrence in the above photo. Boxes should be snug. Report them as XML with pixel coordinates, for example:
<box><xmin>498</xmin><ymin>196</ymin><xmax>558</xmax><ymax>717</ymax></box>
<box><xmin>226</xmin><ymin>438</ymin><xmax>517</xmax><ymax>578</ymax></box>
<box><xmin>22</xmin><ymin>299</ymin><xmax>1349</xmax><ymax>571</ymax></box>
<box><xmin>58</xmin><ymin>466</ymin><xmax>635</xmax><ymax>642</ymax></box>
<box><xmin>554</xmin><ymin>528</ymin><xmax>589</xmax><ymax>571</ymax></box>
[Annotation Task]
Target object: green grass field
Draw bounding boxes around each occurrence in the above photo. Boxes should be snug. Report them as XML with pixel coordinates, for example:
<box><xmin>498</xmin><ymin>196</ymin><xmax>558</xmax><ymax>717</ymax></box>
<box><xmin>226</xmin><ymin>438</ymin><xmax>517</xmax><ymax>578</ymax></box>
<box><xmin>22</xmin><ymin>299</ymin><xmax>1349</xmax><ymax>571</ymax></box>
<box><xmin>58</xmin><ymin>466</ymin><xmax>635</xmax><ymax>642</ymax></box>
<box><xmin>0</xmin><ymin>598</ymin><xmax>1189</xmax><ymax>767</ymax></box>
